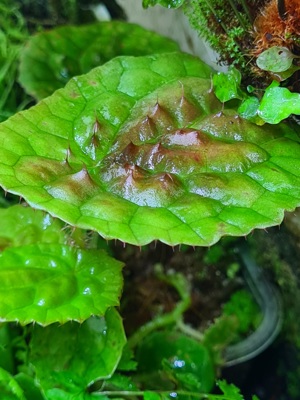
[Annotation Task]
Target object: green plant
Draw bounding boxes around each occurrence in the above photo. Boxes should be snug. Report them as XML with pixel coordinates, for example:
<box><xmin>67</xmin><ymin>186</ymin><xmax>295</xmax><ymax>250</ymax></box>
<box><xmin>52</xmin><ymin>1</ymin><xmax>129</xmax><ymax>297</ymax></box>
<box><xmin>0</xmin><ymin>1</ymin><xmax>32</xmax><ymax>121</ymax></box>
<box><xmin>0</xmin><ymin>1</ymin><xmax>299</xmax><ymax>399</ymax></box>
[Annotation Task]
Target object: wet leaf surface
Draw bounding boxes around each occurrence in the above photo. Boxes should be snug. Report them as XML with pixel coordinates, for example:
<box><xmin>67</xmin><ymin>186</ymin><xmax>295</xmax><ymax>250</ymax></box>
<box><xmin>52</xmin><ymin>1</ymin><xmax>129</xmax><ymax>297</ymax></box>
<box><xmin>0</xmin><ymin>53</ymin><xmax>300</xmax><ymax>246</ymax></box>
<box><xmin>0</xmin><ymin>244</ymin><xmax>123</xmax><ymax>325</ymax></box>
<box><xmin>258</xmin><ymin>82</ymin><xmax>300</xmax><ymax>123</ymax></box>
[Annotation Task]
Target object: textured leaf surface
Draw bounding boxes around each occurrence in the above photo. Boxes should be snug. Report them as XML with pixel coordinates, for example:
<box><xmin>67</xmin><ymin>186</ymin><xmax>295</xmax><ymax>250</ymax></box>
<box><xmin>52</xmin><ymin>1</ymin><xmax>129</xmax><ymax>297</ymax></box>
<box><xmin>0</xmin><ymin>244</ymin><xmax>123</xmax><ymax>325</ymax></box>
<box><xmin>30</xmin><ymin>308</ymin><xmax>126</xmax><ymax>399</ymax></box>
<box><xmin>0</xmin><ymin>53</ymin><xmax>300</xmax><ymax>246</ymax></box>
<box><xmin>19</xmin><ymin>21</ymin><xmax>180</xmax><ymax>100</ymax></box>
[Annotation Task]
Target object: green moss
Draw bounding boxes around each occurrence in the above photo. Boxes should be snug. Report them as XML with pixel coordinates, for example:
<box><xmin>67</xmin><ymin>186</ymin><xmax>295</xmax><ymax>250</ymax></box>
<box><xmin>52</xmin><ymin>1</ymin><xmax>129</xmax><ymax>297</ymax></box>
<box><xmin>182</xmin><ymin>0</ymin><xmax>259</xmax><ymax>73</ymax></box>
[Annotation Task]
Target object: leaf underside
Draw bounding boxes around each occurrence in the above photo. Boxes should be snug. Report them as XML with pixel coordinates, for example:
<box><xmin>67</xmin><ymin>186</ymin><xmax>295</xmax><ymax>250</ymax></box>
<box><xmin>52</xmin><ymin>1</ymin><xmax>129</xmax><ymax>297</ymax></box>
<box><xmin>18</xmin><ymin>21</ymin><xmax>180</xmax><ymax>100</ymax></box>
<box><xmin>0</xmin><ymin>52</ymin><xmax>300</xmax><ymax>246</ymax></box>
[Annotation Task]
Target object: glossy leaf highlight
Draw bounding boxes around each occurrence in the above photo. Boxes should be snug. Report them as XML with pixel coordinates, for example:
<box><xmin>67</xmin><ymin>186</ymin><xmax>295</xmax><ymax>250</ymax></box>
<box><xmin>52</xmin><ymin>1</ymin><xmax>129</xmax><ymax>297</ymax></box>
<box><xmin>0</xmin><ymin>244</ymin><xmax>123</xmax><ymax>325</ymax></box>
<box><xmin>258</xmin><ymin>82</ymin><xmax>300</xmax><ymax>123</ymax></box>
<box><xmin>0</xmin><ymin>53</ymin><xmax>300</xmax><ymax>246</ymax></box>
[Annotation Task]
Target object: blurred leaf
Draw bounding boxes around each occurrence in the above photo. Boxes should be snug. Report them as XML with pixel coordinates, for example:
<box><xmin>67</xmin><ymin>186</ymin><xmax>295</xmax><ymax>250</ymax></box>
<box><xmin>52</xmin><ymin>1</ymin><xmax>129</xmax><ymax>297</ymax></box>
<box><xmin>217</xmin><ymin>380</ymin><xmax>244</xmax><ymax>400</ymax></box>
<box><xmin>102</xmin><ymin>373</ymin><xmax>138</xmax><ymax>392</ymax></box>
<box><xmin>0</xmin><ymin>244</ymin><xmax>123</xmax><ymax>325</ymax></box>
<box><xmin>0</xmin><ymin>204</ymin><xmax>65</xmax><ymax>251</ymax></box>
<box><xmin>223</xmin><ymin>290</ymin><xmax>261</xmax><ymax>334</ymax></box>
<box><xmin>14</xmin><ymin>373</ymin><xmax>44</xmax><ymax>400</ymax></box>
<box><xmin>30</xmin><ymin>308</ymin><xmax>126</xmax><ymax>398</ymax></box>
<box><xmin>0</xmin><ymin>324</ymin><xmax>14</xmax><ymax>374</ymax></box>
<box><xmin>238</xmin><ymin>96</ymin><xmax>264</xmax><ymax>125</ymax></box>
<box><xmin>256</xmin><ymin>47</ymin><xmax>295</xmax><ymax>73</ymax></box>
<box><xmin>117</xmin><ymin>344</ymin><xmax>138</xmax><ymax>371</ymax></box>
<box><xmin>0</xmin><ymin>2</ymin><xmax>31</xmax><ymax>122</ymax></box>
<box><xmin>0</xmin><ymin>367</ymin><xmax>26</xmax><ymax>400</ymax></box>
<box><xmin>19</xmin><ymin>21</ymin><xmax>180</xmax><ymax>100</ymax></box>
<box><xmin>144</xmin><ymin>392</ymin><xmax>161</xmax><ymax>400</ymax></box>
<box><xmin>136</xmin><ymin>331</ymin><xmax>215</xmax><ymax>393</ymax></box>
<box><xmin>202</xmin><ymin>315</ymin><xmax>239</xmax><ymax>365</ymax></box>
<box><xmin>271</xmin><ymin>64</ymin><xmax>300</xmax><ymax>81</ymax></box>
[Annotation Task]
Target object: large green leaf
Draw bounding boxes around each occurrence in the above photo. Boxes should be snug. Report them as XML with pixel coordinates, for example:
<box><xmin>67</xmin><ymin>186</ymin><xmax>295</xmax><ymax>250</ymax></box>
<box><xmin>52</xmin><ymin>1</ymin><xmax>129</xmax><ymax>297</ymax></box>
<box><xmin>0</xmin><ymin>53</ymin><xmax>300</xmax><ymax>246</ymax></box>
<box><xmin>18</xmin><ymin>21</ymin><xmax>180</xmax><ymax>100</ymax></box>
<box><xmin>29</xmin><ymin>308</ymin><xmax>126</xmax><ymax>399</ymax></box>
<box><xmin>0</xmin><ymin>244</ymin><xmax>123</xmax><ymax>325</ymax></box>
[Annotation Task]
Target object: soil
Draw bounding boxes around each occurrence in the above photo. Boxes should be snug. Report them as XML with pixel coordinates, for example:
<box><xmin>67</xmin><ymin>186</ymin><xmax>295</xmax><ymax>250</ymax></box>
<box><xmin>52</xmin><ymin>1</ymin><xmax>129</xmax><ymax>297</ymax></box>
<box><xmin>114</xmin><ymin>240</ymin><xmax>242</xmax><ymax>337</ymax></box>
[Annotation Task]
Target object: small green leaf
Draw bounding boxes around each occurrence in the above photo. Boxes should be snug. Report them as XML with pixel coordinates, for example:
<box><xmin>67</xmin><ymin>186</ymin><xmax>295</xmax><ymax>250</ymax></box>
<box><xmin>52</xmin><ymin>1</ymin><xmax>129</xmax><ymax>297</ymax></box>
<box><xmin>19</xmin><ymin>21</ymin><xmax>180</xmax><ymax>100</ymax></box>
<box><xmin>0</xmin><ymin>244</ymin><xmax>123</xmax><ymax>325</ymax></box>
<box><xmin>30</xmin><ymin>308</ymin><xmax>126</xmax><ymax>398</ymax></box>
<box><xmin>213</xmin><ymin>67</ymin><xmax>245</xmax><ymax>102</ymax></box>
<box><xmin>217</xmin><ymin>380</ymin><xmax>244</xmax><ymax>400</ymax></box>
<box><xmin>258</xmin><ymin>83</ymin><xmax>300</xmax><ymax>123</ymax></box>
<box><xmin>256</xmin><ymin>46</ymin><xmax>295</xmax><ymax>73</ymax></box>
<box><xmin>238</xmin><ymin>96</ymin><xmax>264</xmax><ymax>125</ymax></box>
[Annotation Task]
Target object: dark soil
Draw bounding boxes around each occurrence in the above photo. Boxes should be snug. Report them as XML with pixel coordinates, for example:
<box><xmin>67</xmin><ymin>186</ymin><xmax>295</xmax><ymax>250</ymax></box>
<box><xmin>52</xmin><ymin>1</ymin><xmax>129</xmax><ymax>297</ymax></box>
<box><xmin>114</xmin><ymin>240</ymin><xmax>241</xmax><ymax>337</ymax></box>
